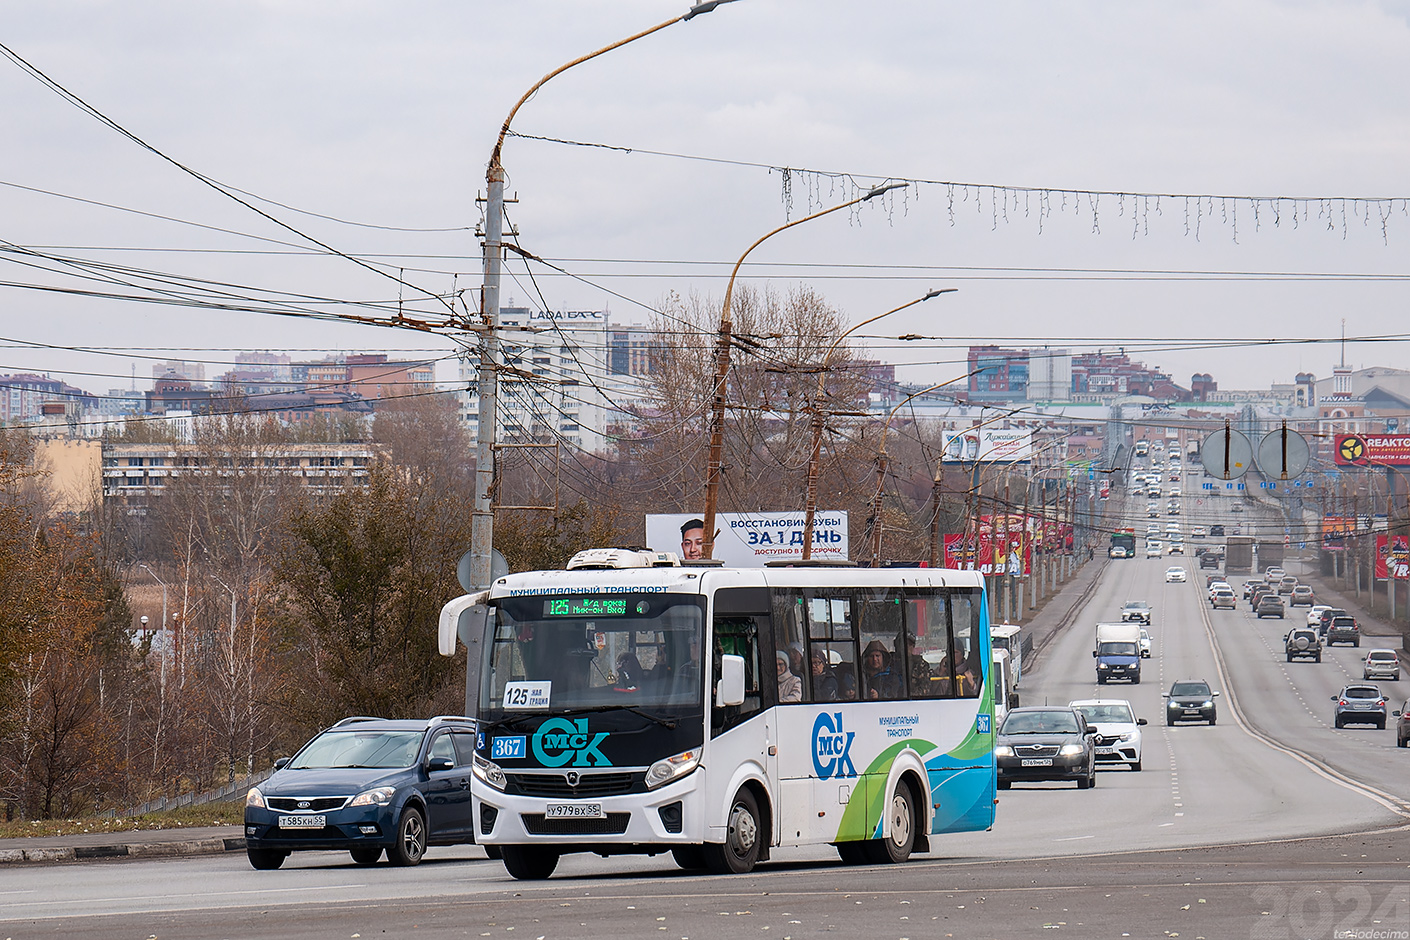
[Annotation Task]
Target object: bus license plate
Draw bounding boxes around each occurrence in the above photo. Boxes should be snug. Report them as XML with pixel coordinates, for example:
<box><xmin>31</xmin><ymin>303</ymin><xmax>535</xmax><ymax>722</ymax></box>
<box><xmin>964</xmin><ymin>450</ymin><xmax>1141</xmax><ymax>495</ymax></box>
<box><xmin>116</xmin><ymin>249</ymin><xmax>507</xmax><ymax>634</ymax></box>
<box><xmin>1020</xmin><ymin>758</ymin><xmax>1052</xmax><ymax>767</ymax></box>
<box><xmin>279</xmin><ymin>814</ymin><xmax>325</xmax><ymax>829</ymax></box>
<box><xmin>545</xmin><ymin>803</ymin><xmax>604</xmax><ymax>819</ymax></box>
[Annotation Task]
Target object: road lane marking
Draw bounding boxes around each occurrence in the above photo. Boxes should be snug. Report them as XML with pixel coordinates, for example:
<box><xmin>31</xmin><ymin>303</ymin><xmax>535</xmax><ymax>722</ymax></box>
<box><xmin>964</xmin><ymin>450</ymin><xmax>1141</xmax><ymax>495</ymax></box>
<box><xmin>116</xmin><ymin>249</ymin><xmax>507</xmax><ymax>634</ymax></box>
<box><xmin>1</xmin><ymin>883</ymin><xmax>369</xmax><ymax>910</ymax></box>
<box><xmin>1053</xmin><ymin>835</ymin><xmax>1094</xmax><ymax>842</ymax></box>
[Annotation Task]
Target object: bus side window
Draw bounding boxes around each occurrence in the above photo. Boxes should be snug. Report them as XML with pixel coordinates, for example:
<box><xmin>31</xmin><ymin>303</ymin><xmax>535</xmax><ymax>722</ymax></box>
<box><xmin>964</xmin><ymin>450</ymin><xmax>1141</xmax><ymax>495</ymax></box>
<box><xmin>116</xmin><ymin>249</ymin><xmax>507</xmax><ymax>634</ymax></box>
<box><xmin>906</xmin><ymin>592</ymin><xmax>950</xmax><ymax>699</ymax></box>
<box><xmin>949</xmin><ymin>590</ymin><xmax>983</xmax><ymax>698</ymax></box>
<box><xmin>858</xmin><ymin>588</ymin><xmax>905</xmax><ymax>701</ymax></box>
<box><xmin>792</xmin><ymin>590</ymin><xmax>856</xmax><ymax>704</ymax></box>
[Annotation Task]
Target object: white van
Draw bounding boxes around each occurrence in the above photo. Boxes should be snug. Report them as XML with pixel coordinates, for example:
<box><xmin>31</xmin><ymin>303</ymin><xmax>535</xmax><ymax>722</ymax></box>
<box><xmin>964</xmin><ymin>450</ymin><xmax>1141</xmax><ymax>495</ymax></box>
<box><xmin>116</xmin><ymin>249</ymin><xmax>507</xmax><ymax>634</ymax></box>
<box><xmin>990</xmin><ymin>623</ymin><xmax>1024</xmax><ymax>686</ymax></box>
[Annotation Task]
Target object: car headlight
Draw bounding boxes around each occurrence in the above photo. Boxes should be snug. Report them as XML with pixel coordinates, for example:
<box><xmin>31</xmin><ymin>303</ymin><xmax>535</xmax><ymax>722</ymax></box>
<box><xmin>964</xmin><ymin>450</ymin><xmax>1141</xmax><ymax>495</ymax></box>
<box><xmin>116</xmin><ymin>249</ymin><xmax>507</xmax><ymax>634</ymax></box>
<box><xmin>1058</xmin><ymin>744</ymin><xmax>1086</xmax><ymax>757</ymax></box>
<box><xmin>645</xmin><ymin>747</ymin><xmax>701</xmax><ymax>790</ymax></box>
<box><xmin>473</xmin><ymin>753</ymin><xmax>506</xmax><ymax>790</ymax></box>
<box><xmin>1201</xmin><ymin>700</ymin><xmax>1213</xmax><ymax>708</ymax></box>
<box><xmin>1118</xmin><ymin>732</ymin><xmax>1135</xmax><ymax>742</ymax></box>
<box><xmin>246</xmin><ymin>787</ymin><xmax>265</xmax><ymax>809</ymax></box>
<box><xmin>349</xmin><ymin>786</ymin><xmax>396</xmax><ymax>807</ymax></box>
<box><xmin>994</xmin><ymin>745</ymin><xmax>1014</xmax><ymax>758</ymax></box>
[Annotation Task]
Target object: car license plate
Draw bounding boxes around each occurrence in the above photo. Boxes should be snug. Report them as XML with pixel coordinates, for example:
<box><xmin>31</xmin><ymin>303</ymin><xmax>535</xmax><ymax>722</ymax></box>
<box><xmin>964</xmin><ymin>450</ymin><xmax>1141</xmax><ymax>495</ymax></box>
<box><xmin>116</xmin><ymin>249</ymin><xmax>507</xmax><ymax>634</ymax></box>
<box><xmin>1183</xmin><ymin>708</ymin><xmax>1203</xmax><ymax>715</ymax></box>
<box><xmin>1020</xmin><ymin>758</ymin><xmax>1052</xmax><ymax>767</ymax></box>
<box><xmin>278</xmin><ymin>814</ymin><xmax>325</xmax><ymax>829</ymax></box>
<box><xmin>1096</xmin><ymin>747</ymin><xmax>1116</xmax><ymax>755</ymax></box>
<box><xmin>544</xmin><ymin>802</ymin><xmax>605</xmax><ymax>819</ymax></box>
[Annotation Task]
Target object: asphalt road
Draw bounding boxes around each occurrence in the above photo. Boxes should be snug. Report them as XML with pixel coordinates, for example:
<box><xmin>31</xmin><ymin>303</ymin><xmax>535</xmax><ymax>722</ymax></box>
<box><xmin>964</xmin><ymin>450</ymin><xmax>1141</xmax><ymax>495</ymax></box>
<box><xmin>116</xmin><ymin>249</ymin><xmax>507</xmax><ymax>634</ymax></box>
<box><xmin>5</xmin><ymin>463</ymin><xmax>1409</xmax><ymax>939</ymax></box>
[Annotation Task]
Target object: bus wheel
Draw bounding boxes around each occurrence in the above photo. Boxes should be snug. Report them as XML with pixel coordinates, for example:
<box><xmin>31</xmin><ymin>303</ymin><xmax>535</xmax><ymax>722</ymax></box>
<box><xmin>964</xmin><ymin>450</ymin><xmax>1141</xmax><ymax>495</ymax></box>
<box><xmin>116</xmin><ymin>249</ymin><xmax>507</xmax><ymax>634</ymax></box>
<box><xmin>864</xmin><ymin>780</ymin><xmax>917</xmax><ymax>864</ymax></box>
<box><xmin>671</xmin><ymin>846</ymin><xmax>706</xmax><ymax>870</ymax></box>
<box><xmin>704</xmin><ymin>788</ymin><xmax>762</xmax><ymax>874</ymax></box>
<box><xmin>502</xmin><ymin>845</ymin><xmax>560</xmax><ymax>880</ymax></box>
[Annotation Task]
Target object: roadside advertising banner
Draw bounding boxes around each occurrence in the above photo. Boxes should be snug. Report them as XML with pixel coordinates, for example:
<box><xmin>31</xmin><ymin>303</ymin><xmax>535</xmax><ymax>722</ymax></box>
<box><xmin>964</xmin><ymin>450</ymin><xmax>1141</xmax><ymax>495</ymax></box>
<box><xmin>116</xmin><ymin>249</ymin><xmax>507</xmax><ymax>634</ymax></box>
<box><xmin>1321</xmin><ymin>514</ymin><xmax>1355</xmax><ymax>550</ymax></box>
<box><xmin>1333</xmin><ymin>433</ymin><xmax>1410</xmax><ymax>467</ymax></box>
<box><xmin>645</xmin><ymin>512</ymin><xmax>848</xmax><ymax>567</ymax></box>
<box><xmin>1375</xmin><ymin>533</ymin><xmax>1410</xmax><ymax>580</ymax></box>
<box><xmin>943</xmin><ymin>531</ymin><xmax>1032</xmax><ymax>575</ymax></box>
<box><xmin>940</xmin><ymin>428</ymin><xmax>1033</xmax><ymax>463</ymax></box>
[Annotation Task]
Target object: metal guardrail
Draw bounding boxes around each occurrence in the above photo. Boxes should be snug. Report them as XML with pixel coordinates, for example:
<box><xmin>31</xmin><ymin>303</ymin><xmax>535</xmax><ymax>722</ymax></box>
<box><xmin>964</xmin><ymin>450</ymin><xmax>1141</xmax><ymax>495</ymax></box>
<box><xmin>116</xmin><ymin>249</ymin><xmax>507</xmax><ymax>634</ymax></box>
<box><xmin>100</xmin><ymin>768</ymin><xmax>273</xmax><ymax>819</ymax></box>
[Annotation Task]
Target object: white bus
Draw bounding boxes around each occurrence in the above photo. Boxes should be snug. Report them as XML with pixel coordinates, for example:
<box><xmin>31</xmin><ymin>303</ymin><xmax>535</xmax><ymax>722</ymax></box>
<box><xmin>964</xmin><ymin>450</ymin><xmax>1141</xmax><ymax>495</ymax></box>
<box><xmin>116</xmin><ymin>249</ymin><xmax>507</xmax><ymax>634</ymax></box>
<box><xmin>438</xmin><ymin>548</ymin><xmax>996</xmax><ymax>880</ymax></box>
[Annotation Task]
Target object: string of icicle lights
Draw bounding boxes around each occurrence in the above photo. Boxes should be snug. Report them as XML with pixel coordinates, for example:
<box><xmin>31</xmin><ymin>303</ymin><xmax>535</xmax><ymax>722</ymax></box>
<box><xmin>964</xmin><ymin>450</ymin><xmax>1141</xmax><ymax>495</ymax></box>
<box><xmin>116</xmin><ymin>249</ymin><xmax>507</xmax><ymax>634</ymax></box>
<box><xmin>775</xmin><ymin>167</ymin><xmax>1409</xmax><ymax>244</ymax></box>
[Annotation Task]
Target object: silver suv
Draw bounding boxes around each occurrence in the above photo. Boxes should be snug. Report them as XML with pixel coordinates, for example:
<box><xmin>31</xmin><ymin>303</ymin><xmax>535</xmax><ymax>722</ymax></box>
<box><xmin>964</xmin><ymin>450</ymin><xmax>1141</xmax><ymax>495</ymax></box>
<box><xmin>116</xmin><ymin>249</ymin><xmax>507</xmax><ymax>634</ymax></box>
<box><xmin>1363</xmin><ymin>650</ymin><xmax>1400</xmax><ymax>681</ymax></box>
<box><xmin>1284</xmin><ymin>629</ymin><xmax>1322</xmax><ymax>663</ymax></box>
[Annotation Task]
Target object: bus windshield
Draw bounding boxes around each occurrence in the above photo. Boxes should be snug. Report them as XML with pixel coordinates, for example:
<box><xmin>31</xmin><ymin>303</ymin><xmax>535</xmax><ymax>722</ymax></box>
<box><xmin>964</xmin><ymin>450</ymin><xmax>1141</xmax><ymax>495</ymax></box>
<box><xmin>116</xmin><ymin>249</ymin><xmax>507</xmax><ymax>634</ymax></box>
<box><xmin>484</xmin><ymin>593</ymin><xmax>706</xmax><ymax>712</ymax></box>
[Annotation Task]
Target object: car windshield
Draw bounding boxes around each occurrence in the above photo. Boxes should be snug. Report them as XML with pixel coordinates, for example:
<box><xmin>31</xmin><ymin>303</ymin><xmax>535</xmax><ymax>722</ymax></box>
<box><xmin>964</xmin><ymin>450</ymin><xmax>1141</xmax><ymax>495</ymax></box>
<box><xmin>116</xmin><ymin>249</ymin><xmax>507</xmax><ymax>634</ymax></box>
<box><xmin>1332</xmin><ymin>618</ymin><xmax>1355</xmax><ymax>626</ymax></box>
<box><xmin>485</xmin><ymin>593</ymin><xmax>706</xmax><ymax>711</ymax></box>
<box><xmin>1171</xmin><ymin>682</ymin><xmax>1210</xmax><ymax>696</ymax></box>
<box><xmin>289</xmin><ymin>729</ymin><xmax>425</xmax><ymax>769</ymax></box>
<box><xmin>1073</xmin><ymin>704</ymin><xmax>1134</xmax><ymax>724</ymax></box>
<box><xmin>1002</xmin><ymin>711</ymin><xmax>1080</xmax><ymax>734</ymax></box>
<box><xmin>1344</xmin><ymin>688</ymin><xmax>1380</xmax><ymax>699</ymax></box>
<box><xmin>1125</xmin><ymin>602</ymin><xmax>1149</xmax><ymax>609</ymax></box>
<box><xmin>1098</xmin><ymin>641</ymin><xmax>1139</xmax><ymax>657</ymax></box>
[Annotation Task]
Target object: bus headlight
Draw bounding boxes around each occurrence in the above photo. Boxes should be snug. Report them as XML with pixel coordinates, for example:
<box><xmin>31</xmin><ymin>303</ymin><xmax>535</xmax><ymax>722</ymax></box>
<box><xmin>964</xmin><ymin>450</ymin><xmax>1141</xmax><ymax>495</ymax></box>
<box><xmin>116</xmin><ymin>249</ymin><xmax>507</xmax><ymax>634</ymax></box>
<box><xmin>246</xmin><ymin>787</ymin><xmax>265</xmax><ymax>809</ymax></box>
<box><xmin>645</xmin><ymin>748</ymin><xmax>700</xmax><ymax>790</ymax></box>
<box><xmin>473</xmin><ymin>753</ymin><xmax>506</xmax><ymax>790</ymax></box>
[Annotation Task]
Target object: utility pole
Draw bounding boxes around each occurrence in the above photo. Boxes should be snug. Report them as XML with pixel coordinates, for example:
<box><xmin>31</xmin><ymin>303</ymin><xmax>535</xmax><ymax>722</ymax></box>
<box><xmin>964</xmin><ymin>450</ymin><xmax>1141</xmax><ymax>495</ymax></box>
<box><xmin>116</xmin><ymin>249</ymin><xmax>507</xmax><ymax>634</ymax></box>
<box><xmin>468</xmin><ymin>1</ymin><xmax>732</xmax><ymax>591</ymax></box>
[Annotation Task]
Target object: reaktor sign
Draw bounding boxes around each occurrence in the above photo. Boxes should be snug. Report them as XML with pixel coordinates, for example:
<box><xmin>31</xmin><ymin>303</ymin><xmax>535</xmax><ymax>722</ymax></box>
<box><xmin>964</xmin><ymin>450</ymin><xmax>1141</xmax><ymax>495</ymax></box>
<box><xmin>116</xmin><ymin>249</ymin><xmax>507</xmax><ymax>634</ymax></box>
<box><xmin>1334</xmin><ymin>434</ymin><xmax>1410</xmax><ymax>468</ymax></box>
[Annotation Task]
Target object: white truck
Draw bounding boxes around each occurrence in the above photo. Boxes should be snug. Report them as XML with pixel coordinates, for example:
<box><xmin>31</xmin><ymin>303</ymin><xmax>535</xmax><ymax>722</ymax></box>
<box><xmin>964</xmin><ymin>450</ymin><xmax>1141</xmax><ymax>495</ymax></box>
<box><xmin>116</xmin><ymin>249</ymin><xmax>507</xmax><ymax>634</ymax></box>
<box><xmin>1093</xmin><ymin>622</ymin><xmax>1143</xmax><ymax>684</ymax></box>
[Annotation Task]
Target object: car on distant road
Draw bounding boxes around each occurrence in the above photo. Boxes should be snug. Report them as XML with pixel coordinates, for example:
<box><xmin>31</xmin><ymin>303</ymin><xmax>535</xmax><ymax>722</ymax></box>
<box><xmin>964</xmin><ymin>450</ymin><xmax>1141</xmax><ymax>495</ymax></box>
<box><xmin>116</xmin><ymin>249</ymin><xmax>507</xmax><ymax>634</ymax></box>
<box><xmin>1317</xmin><ymin>607</ymin><xmax>1349</xmax><ymax>637</ymax></box>
<box><xmin>1146</xmin><ymin>541</ymin><xmax>1163</xmax><ymax>557</ymax></box>
<box><xmin>1251</xmin><ymin>586</ymin><xmax>1277</xmax><ymax>610</ymax></box>
<box><xmin>1139</xmin><ymin>627</ymin><xmax>1152</xmax><ymax>658</ymax></box>
<box><xmin>1395</xmin><ymin>701</ymin><xmax>1410</xmax><ymax>747</ymax></box>
<box><xmin>1165</xmin><ymin>679</ymin><xmax>1219</xmax><ymax>726</ymax></box>
<box><xmin>1277</xmin><ymin>577</ymin><xmax>1298</xmax><ymax>596</ymax></box>
<box><xmin>1191</xmin><ymin>526</ymin><xmax>1207</xmax><ymax>538</ymax></box>
<box><xmin>1121</xmin><ymin>601</ymin><xmax>1152</xmax><ymax>624</ymax></box>
<box><xmin>1167</xmin><ymin>542</ymin><xmax>1184</xmax><ymax>554</ymax></box>
<box><xmin>1289</xmin><ymin>585</ymin><xmax>1316</xmax><ymax>607</ymax></box>
<box><xmin>243</xmin><ymin>715</ymin><xmax>478</xmax><ymax>871</ymax></box>
<box><xmin>1306</xmin><ymin>605</ymin><xmax>1334</xmax><ymax>628</ymax></box>
<box><xmin>1266</xmin><ymin>566</ymin><xmax>1286</xmax><ymax>581</ymax></box>
<box><xmin>1332</xmin><ymin>685</ymin><xmax>1387</xmax><ymax>729</ymax></box>
<box><xmin>995</xmin><ymin>706</ymin><xmax>1098</xmax><ymax>790</ymax></box>
<box><xmin>1200</xmin><ymin>553</ymin><xmax>1221</xmax><ymax>570</ymax></box>
<box><xmin>1363</xmin><ymin>649</ymin><xmax>1400</xmax><ymax>681</ymax></box>
<box><xmin>1165</xmin><ymin>567</ymin><xmax>1187</xmax><ymax>583</ymax></box>
<box><xmin>1209</xmin><ymin>524</ymin><xmax>1225</xmax><ymax>537</ymax></box>
<box><xmin>1256</xmin><ymin>594</ymin><xmax>1286</xmax><ymax>619</ymax></box>
<box><xmin>1284</xmin><ymin>628</ymin><xmax>1322</xmax><ymax>662</ymax></box>
<box><xmin>1211</xmin><ymin>589</ymin><xmax>1237</xmax><ymax>610</ymax></box>
<box><xmin>1068</xmin><ymin>700</ymin><xmax>1146</xmax><ymax>772</ymax></box>
<box><xmin>1230</xmin><ymin>502</ymin><xmax>1243</xmax><ymax>513</ymax></box>
<box><xmin>1327</xmin><ymin>616</ymin><xmax>1361</xmax><ymax>647</ymax></box>
<box><xmin>1243</xmin><ymin>580</ymin><xmax>1265</xmax><ymax>599</ymax></box>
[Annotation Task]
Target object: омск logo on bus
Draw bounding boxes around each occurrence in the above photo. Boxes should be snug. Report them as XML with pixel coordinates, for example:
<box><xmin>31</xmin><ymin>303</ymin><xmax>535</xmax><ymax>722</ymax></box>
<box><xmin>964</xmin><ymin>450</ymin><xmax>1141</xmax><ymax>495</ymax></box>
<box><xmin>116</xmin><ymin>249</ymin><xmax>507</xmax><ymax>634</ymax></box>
<box><xmin>811</xmin><ymin>712</ymin><xmax>857</xmax><ymax>779</ymax></box>
<box><xmin>531</xmin><ymin>718</ymin><xmax>612</xmax><ymax>767</ymax></box>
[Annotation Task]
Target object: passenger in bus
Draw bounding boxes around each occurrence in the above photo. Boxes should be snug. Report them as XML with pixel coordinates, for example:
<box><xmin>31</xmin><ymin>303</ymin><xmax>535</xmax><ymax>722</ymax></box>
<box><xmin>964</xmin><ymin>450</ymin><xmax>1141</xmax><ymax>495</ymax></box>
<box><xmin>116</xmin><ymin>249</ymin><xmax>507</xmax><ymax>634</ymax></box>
<box><xmin>862</xmin><ymin>640</ymin><xmax>902</xmax><ymax>699</ymax></box>
<box><xmin>787</xmin><ymin>643</ymin><xmax>807</xmax><ymax>681</ymax></box>
<box><xmin>615</xmin><ymin>652</ymin><xmax>645</xmax><ymax>691</ymax></box>
<box><xmin>810</xmin><ymin>648</ymin><xmax>839</xmax><ymax>701</ymax></box>
<box><xmin>776</xmin><ymin>651</ymin><xmax>802</xmax><ymax>703</ymax></box>
<box><xmin>902</xmin><ymin>633</ymin><xmax>933</xmax><ymax>687</ymax></box>
<box><xmin>837</xmin><ymin>667</ymin><xmax>858</xmax><ymax>700</ymax></box>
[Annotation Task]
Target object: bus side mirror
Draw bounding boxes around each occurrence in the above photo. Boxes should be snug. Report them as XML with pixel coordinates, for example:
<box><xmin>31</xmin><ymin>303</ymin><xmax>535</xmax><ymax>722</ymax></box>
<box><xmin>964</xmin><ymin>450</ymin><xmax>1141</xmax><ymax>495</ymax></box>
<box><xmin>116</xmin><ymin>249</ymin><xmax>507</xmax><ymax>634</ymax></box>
<box><xmin>717</xmin><ymin>654</ymin><xmax>746</xmax><ymax>707</ymax></box>
<box><xmin>439</xmin><ymin>593</ymin><xmax>489</xmax><ymax>656</ymax></box>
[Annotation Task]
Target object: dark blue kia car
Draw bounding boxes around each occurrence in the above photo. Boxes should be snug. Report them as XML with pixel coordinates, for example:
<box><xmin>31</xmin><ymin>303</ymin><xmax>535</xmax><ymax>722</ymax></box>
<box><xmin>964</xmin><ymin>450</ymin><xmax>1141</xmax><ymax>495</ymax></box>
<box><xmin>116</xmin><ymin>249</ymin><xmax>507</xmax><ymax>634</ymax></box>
<box><xmin>244</xmin><ymin>716</ymin><xmax>477</xmax><ymax>869</ymax></box>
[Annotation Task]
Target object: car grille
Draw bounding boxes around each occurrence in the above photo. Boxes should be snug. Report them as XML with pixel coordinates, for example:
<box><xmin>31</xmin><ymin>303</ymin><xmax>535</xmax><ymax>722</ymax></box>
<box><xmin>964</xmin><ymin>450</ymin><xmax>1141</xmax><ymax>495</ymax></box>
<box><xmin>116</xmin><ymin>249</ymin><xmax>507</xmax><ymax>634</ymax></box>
<box><xmin>521</xmin><ymin>813</ymin><xmax>631</xmax><ymax>835</ymax></box>
<box><xmin>1013</xmin><ymin>745</ymin><xmax>1060</xmax><ymax>758</ymax></box>
<box><xmin>267</xmin><ymin>796</ymin><xmax>350</xmax><ymax>812</ymax></box>
<box><xmin>267</xmin><ymin>826</ymin><xmax>344</xmax><ymax>839</ymax></box>
<box><xmin>504</xmin><ymin>772</ymin><xmax>642</xmax><ymax>799</ymax></box>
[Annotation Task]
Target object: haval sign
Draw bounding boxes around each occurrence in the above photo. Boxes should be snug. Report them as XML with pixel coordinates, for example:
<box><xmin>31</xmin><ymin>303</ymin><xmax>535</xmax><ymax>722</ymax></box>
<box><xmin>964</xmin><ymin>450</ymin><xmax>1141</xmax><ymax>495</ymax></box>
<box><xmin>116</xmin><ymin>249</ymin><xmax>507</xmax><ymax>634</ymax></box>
<box><xmin>1334</xmin><ymin>434</ymin><xmax>1410</xmax><ymax>468</ymax></box>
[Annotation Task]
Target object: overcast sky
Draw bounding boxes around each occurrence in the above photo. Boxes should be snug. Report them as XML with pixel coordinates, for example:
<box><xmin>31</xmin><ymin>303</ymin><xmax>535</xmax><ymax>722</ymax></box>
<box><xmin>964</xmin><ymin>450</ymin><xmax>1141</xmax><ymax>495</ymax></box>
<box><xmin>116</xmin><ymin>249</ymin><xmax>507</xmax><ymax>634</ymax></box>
<box><xmin>3</xmin><ymin>0</ymin><xmax>1408</xmax><ymax>398</ymax></box>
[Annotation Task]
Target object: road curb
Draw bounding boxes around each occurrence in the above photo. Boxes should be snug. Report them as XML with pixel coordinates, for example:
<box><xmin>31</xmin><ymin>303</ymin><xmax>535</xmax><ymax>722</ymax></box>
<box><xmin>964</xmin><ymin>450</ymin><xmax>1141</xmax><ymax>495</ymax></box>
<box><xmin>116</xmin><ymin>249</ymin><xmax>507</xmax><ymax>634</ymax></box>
<box><xmin>0</xmin><ymin>835</ymin><xmax>245</xmax><ymax>866</ymax></box>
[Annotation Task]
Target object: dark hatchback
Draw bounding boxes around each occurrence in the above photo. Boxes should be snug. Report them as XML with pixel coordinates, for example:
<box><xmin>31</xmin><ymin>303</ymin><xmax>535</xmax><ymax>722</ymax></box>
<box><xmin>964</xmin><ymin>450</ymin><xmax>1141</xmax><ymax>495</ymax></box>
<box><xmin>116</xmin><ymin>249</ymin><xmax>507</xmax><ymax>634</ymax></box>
<box><xmin>995</xmin><ymin>706</ymin><xmax>1098</xmax><ymax>790</ymax></box>
<box><xmin>1164</xmin><ymin>680</ymin><xmax>1220</xmax><ymax>726</ymax></box>
<box><xmin>1327</xmin><ymin>616</ymin><xmax>1361</xmax><ymax>647</ymax></box>
<box><xmin>244</xmin><ymin>716</ymin><xmax>478</xmax><ymax>870</ymax></box>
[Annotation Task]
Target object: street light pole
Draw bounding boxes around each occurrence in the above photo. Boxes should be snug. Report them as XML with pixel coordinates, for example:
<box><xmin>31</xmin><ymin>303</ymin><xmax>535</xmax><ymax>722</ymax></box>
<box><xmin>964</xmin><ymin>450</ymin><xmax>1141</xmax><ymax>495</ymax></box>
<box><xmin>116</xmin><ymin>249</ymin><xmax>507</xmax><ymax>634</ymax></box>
<box><xmin>469</xmin><ymin>1</ymin><xmax>734</xmax><ymax>594</ymax></box>
<box><xmin>797</xmin><ymin>288</ymin><xmax>954</xmax><ymax>560</ymax></box>
<box><xmin>701</xmin><ymin>180</ymin><xmax>909</xmax><ymax>559</ymax></box>
<box><xmin>866</xmin><ymin>373</ymin><xmax>971</xmax><ymax>567</ymax></box>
